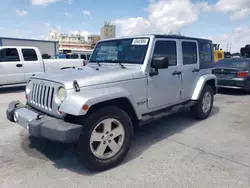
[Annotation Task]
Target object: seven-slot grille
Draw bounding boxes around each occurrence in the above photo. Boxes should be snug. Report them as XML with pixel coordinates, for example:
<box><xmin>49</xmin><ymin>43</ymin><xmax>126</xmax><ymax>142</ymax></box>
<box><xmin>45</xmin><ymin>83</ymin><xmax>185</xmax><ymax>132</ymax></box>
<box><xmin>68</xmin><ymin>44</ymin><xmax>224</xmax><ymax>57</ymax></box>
<box><xmin>30</xmin><ymin>82</ymin><xmax>55</xmax><ymax>110</ymax></box>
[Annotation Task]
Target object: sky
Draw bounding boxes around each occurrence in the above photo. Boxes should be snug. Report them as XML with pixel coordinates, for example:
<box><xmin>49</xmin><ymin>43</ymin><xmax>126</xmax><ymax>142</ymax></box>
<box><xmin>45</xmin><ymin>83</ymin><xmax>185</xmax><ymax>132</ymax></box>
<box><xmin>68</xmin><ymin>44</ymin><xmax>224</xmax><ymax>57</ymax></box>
<box><xmin>0</xmin><ymin>0</ymin><xmax>250</xmax><ymax>52</ymax></box>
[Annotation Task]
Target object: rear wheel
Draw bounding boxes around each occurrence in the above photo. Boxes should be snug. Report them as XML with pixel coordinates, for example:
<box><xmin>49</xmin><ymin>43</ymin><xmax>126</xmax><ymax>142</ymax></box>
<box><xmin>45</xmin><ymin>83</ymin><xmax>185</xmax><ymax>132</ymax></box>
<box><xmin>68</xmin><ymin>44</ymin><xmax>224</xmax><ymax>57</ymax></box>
<box><xmin>190</xmin><ymin>84</ymin><xmax>214</xmax><ymax>119</ymax></box>
<box><xmin>76</xmin><ymin>106</ymin><xmax>134</xmax><ymax>171</ymax></box>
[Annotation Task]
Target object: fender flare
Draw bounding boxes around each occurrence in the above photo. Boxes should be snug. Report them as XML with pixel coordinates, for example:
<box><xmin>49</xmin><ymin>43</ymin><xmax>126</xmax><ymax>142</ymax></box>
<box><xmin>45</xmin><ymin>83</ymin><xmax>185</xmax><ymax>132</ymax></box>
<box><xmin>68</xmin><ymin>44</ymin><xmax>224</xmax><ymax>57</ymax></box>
<box><xmin>59</xmin><ymin>87</ymin><xmax>142</xmax><ymax>119</ymax></box>
<box><xmin>191</xmin><ymin>74</ymin><xmax>217</xmax><ymax>100</ymax></box>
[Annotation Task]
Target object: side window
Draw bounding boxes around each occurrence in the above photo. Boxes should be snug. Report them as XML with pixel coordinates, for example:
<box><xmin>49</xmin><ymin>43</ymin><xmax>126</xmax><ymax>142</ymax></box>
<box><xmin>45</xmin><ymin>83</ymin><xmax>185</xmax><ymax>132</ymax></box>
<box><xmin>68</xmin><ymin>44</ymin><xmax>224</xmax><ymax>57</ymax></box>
<box><xmin>70</xmin><ymin>54</ymin><xmax>79</xmax><ymax>59</ymax></box>
<box><xmin>22</xmin><ymin>49</ymin><xmax>38</xmax><ymax>61</ymax></box>
<box><xmin>153</xmin><ymin>40</ymin><xmax>177</xmax><ymax>66</ymax></box>
<box><xmin>0</xmin><ymin>48</ymin><xmax>20</xmax><ymax>62</ymax></box>
<box><xmin>87</xmin><ymin>55</ymin><xmax>91</xmax><ymax>60</ymax></box>
<box><xmin>81</xmin><ymin>54</ymin><xmax>86</xmax><ymax>60</ymax></box>
<box><xmin>182</xmin><ymin>41</ymin><xmax>197</xmax><ymax>65</ymax></box>
<box><xmin>218</xmin><ymin>53</ymin><xmax>223</xmax><ymax>59</ymax></box>
<box><xmin>199</xmin><ymin>42</ymin><xmax>212</xmax><ymax>63</ymax></box>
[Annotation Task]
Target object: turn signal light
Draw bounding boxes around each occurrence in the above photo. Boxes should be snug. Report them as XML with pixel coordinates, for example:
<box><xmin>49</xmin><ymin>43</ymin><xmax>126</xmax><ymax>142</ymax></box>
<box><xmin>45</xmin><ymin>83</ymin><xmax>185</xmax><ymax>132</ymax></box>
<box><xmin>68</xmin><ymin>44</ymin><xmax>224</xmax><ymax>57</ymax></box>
<box><xmin>236</xmin><ymin>71</ymin><xmax>248</xmax><ymax>78</ymax></box>
<box><xmin>82</xmin><ymin>104</ymin><xmax>88</xmax><ymax>111</ymax></box>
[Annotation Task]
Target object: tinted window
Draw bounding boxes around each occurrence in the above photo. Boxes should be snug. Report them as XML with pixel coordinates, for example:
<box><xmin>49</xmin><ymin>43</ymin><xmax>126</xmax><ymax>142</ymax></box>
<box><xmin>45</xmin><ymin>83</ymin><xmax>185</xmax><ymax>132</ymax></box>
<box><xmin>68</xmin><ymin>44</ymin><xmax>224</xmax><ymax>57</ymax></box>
<box><xmin>215</xmin><ymin>58</ymin><xmax>250</xmax><ymax>68</ymax></box>
<box><xmin>87</xmin><ymin>55</ymin><xmax>91</xmax><ymax>60</ymax></box>
<box><xmin>182</xmin><ymin>41</ymin><xmax>197</xmax><ymax>65</ymax></box>
<box><xmin>81</xmin><ymin>54</ymin><xmax>86</xmax><ymax>60</ymax></box>
<box><xmin>69</xmin><ymin>54</ymin><xmax>79</xmax><ymax>59</ymax></box>
<box><xmin>22</xmin><ymin>49</ymin><xmax>38</xmax><ymax>61</ymax></box>
<box><xmin>200</xmin><ymin>42</ymin><xmax>212</xmax><ymax>63</ymax></box>
<box><xmin>0</xmin><ymin>48</ymin><xmax>20</xmax><ymax>62</ymax></box>
<box><xmin>153</xmin><ymin>41</ymin><xmax>177</xmax><ymax>66</ymax></box>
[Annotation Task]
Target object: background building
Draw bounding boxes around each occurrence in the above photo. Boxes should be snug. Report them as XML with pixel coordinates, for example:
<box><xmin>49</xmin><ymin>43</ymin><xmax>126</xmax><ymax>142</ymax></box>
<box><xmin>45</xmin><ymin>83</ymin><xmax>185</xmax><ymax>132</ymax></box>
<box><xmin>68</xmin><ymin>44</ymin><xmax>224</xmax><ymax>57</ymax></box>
<box><xmin>48</xmin><ymin>32</ymin><xmax>101</xmax><ymax>50</ymax></box>
<box><xmin>0</xmin><ymin>37</ymin><xmax>59</xmax><ymax>57</ymax></box>
<box><xmin>100</xmin><ymin>22</ymin><xmax>116</xmax><ymax>40</ymax></box>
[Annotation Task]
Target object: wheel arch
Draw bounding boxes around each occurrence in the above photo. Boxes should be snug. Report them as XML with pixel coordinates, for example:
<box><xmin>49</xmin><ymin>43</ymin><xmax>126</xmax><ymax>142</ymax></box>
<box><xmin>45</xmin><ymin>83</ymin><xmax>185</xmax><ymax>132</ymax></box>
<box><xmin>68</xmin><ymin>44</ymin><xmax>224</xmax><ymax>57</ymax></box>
<box><xmin>86</xmin><ymin>97</ymin><xmax>140</xmax><ymax>126</ymax></box>
<box><xmin>191</xmin><ymin>74</ymin><xmax>217</xmax><ymax>100</ymax></box>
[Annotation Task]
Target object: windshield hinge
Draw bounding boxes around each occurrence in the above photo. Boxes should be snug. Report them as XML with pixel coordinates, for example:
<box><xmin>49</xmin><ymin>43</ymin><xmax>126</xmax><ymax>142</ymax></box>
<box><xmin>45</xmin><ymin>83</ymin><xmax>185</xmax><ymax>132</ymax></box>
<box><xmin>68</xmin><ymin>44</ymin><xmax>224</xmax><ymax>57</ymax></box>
<box><xmin>73</xmin><ymin>80</ymin><xmax>80</xmax><ymax>92</ymax></box>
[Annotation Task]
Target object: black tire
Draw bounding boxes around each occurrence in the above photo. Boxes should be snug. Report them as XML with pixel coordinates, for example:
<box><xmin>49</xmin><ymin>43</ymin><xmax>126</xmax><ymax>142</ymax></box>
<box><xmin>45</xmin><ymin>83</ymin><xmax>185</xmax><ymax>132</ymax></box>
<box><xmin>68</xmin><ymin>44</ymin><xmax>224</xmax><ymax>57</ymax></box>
<box><xmin>190</xmin><ymin>84</ymin><xmax>214</xmax><ymax>119</ymax></box>
<box><xmin>76</xmin><ymin>106</ymin><xmax>134</xmax><ymax>171</ymax></box>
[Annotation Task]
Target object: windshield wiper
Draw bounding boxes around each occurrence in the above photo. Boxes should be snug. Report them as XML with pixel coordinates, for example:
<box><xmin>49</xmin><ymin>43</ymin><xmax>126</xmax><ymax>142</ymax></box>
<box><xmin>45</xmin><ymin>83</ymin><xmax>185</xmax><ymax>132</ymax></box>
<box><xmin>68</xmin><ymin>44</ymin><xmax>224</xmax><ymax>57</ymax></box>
<box><xmin>96</xmin><ymin>60</ymin><xmax>101</xmax><ymax>67</ymax></box>
<box><xmin>90</xmin><ymin>60</ymin><xmax>101</xmax><ymax>66</ymax></box>
<box><xmin>111</xmin><ymin>60</ymin><xmax>126</xmax><ymax>69</ymax></box>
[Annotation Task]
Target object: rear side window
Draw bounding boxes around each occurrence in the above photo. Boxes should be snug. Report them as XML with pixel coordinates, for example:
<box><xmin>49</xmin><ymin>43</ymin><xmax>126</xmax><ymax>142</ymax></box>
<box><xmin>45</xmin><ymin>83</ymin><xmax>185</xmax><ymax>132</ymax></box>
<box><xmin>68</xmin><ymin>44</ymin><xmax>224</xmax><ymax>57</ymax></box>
<box><xmin>153</xmin><ymin>40</ymin><xmax>177</xmax><ymax>66</ymax></box>
<box><xmin>0</xmin><ymin>48</ymin><xmax>20</xmax><ymax>62</ymax></box>
<box><xmin>199</xmin><ymin>42</ymin><xmax>213</xmax><ymax>63</ymax></box>
<box><xmin>69</xmin><ymin>54</ymin><xmax>79</xmax><ymax>59</ymax></box>
<box><xmin>182</xmin><ymin>41</ymin><xmax>197</xmax><ymax>65</ymax></box>
<box><xmin>81</xmin><ymin>54</ymin><xmax>86</xmax><ymax>60</ymax></box>
<box><xmin>22</xmin><ymin>49</ymin><xmax>38</xmax><ymax>61</ymax></box>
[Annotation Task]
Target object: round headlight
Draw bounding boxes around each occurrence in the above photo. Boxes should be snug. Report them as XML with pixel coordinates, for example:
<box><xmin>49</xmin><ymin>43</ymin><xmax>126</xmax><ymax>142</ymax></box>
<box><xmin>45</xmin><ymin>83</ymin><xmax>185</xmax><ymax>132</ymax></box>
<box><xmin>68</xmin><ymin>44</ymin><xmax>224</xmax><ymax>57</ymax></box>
<box><xmin>57</xmin><ymin>87</ymin><xmax>66</xmax><ymax>102</ymax></box>
<box><xmin>25</xmin><ymin>81</ymin><xmax>32</xmax><ymax>94</ymax></box>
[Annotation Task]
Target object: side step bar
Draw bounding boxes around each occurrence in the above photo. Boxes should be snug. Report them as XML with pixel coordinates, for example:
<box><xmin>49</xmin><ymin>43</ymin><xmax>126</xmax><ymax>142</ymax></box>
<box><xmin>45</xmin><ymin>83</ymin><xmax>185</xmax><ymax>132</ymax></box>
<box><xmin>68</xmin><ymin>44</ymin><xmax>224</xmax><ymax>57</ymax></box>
<box><xmin>139</xmin><ymin>101</ymin><xmax>196</xmax><ymax>126</ymax></box>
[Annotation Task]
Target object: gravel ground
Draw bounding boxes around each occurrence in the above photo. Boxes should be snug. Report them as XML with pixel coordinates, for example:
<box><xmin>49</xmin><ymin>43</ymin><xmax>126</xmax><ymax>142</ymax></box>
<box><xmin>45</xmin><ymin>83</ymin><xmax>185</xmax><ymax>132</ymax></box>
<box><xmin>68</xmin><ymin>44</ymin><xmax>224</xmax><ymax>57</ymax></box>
<box><xmin>0</xmin><ymin>85</ymin><xmax>249</xmax><ymax>188</ymax></box>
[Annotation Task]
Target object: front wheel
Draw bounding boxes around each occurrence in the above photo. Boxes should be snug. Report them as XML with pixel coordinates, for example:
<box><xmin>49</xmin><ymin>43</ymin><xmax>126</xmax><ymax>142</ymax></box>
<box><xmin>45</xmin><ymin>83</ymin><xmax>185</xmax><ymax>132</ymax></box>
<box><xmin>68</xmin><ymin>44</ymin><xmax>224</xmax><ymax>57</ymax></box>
<box><xmin>76</xmin><ymin>106</ymin><xmax>134</xmax><ymax>171</ymax></box>
<box><xmin>190</xmin><ymin>84</ymin><xmax>214</xmax><ymax>119</ymax></box>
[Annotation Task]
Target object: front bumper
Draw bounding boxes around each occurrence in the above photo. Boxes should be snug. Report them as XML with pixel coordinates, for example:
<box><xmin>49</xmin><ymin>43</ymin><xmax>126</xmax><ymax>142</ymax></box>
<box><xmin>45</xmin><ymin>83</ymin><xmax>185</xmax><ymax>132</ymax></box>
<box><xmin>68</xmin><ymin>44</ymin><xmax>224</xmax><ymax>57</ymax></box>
<box><xmin>6</xmin><ymin>101</ymin><xmax>82</xmax><ymax>143</ymax></box>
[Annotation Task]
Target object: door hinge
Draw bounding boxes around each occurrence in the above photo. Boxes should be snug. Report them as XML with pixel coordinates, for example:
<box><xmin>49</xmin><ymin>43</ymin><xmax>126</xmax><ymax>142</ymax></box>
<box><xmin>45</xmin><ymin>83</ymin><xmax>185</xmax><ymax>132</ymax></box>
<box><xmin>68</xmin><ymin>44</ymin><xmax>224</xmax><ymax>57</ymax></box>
<box><xmin>147</xmin><ymin>78</ymin><xmax>151</xmax><ymax>85</ymax></box>
<box><xmin>180</xmin><ymin>89</ymin><xmax>183</xmax><ymax>96</ymax></box>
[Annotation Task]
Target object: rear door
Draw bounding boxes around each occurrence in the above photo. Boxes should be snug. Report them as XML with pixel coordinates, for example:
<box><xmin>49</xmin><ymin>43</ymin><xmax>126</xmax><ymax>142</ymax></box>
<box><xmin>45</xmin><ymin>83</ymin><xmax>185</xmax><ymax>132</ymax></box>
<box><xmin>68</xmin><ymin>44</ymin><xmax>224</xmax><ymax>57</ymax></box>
<box><xmin>21</xmin><ymin>48</ymin><xmax>44</xmax><ymax>81</ymax></box>
<box><xmin>0</xmin><ymin>47</ymin><xmax>25</xmax><ymax>85</ymax></box>
<box><xmin>179</xmin><ymin>39</ymin><xmax>200</xmax><ymax>101</ymax></box>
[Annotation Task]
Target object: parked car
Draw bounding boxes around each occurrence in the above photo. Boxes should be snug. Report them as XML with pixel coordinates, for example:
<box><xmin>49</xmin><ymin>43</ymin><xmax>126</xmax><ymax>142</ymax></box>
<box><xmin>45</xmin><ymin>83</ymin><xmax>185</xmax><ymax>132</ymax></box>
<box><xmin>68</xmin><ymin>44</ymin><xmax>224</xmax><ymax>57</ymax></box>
<box><xmin>0</xmin><ymin>46</ymin><xmax>86</xmax><ymax>86</ymax></box>
<box><xmin>51</xmin><ymin>52</ymin><xmax>91</xmax><ymax>60</ymax></box>
<box><xmin>6</xmin><ymin>34</ymin><xmax>217</xmax><ymax>171</ymax></box>
<box><xmin>213</xmin><ymin>58</ymin><xmax>250</xmax><ymax>92</ymax></box>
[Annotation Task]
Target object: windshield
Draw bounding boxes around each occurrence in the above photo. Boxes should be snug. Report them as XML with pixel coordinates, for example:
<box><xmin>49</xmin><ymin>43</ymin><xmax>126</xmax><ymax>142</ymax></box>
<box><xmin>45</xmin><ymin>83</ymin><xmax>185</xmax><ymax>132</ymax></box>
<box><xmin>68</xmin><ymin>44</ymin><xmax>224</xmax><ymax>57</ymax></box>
<box><xmin>215</xmin><ymin>58</ymin><xmax>250</xmax><ymax>68</ymax></box>
<box><xmin>89</xmin><ymin>38</ymin><xmax>150</xmax><ymax>64</ymax></box>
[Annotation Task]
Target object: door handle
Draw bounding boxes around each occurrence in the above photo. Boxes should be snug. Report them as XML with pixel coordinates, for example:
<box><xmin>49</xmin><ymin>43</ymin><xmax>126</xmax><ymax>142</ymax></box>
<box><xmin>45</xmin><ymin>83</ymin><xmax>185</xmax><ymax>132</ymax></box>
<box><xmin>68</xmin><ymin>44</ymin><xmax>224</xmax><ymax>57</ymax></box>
<box><xmin>172</xmin><ymin>71</ymin><xmax>182</xmax><ymax>76</ymax></box>
<box><xmin>16</xmin><ymin>64</ymin><xmax>23</xmax><ymax>67</ymax></box>
<box><xmin>192</xmin><ymin>68</ymin><xmax>200</xmax><ymax>73</ymax></box>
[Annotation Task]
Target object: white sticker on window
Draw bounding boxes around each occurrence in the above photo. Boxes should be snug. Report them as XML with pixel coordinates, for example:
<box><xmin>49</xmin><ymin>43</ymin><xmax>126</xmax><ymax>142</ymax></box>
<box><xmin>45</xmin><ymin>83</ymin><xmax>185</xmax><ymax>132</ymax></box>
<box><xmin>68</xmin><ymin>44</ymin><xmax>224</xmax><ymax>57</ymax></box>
<box><xmin>132</xmin><ymin>38</ymin><xmax>149</xmax><ymax>45</ymax></box>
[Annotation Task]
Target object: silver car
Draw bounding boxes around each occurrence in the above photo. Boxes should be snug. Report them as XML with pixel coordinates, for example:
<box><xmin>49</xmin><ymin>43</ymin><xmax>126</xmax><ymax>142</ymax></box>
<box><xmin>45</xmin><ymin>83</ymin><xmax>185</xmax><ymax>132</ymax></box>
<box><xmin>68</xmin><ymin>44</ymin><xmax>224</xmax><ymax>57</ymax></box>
<box><xmin>6</xmin><ymin>34</ymin><xmax>217</xmax><ymax>171</ymax></box>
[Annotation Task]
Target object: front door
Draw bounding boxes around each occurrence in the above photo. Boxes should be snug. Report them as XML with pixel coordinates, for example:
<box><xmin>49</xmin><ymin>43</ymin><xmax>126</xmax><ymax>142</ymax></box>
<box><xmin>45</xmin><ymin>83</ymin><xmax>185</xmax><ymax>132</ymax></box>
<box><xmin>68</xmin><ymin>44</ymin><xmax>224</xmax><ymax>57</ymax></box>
<box><xmin>179</xmin><ymin>39</ymin><xmax>200</xmax><ymax>101</ymax></box>
<box><xmin>147</xmin><ymin>39</ymin><xmax>182</xmax><ymax>109</ymax></box>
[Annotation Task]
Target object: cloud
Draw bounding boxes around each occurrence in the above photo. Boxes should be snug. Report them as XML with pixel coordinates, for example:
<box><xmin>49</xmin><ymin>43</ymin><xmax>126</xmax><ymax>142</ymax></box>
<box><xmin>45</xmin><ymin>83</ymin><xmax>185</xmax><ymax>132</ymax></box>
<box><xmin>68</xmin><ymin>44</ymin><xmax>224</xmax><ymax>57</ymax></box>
<box><xmin>209</xmin><ymin>25</ymin><xmax>250</xmax><ymax>52</ymax></box>
<box><xmin>67</xmin><ymin>0</ymin><xmax>74</xmax><ymax>4</ymax></box>
<box><xmin>16</xmin><ymin>9</ymin><xmax>28</xmax><ymax>16</ymax></box>
<box><xmin>65</xmin><ymin>12</ymin><xmax>72</xmax><ymax>18</ymax></box>
<box><xmin>229</xmin><ymin>8</ymin><xmax>250</xmax><ymax>21</ymax></box>
<box><xmin>31</xmin><ymin>0</ymin><xmax>72</xmax><ymax>6</ymax></box>
<box><xmin>82</xmin><ymin>10</ymin><xmax>92</xmax><ymax>19</ymax></box>
<box><xmin>215</xmin><ymin>0</ymin><xmax>250</xmax><ymax>20</ymax></box>
<box><xmin>114</xmin><ymin>0</ymin><xmax>201</xmax><ymax>36</ymax></box>
<box><xmin>115</xmin><ymin>17</ymin><xmax>152</xmax><ymax>36</ymax></box>
<box><xmin>31</xmin><ymin>0</ymin><xmax>58</xmax><ymax>5</ymax></box>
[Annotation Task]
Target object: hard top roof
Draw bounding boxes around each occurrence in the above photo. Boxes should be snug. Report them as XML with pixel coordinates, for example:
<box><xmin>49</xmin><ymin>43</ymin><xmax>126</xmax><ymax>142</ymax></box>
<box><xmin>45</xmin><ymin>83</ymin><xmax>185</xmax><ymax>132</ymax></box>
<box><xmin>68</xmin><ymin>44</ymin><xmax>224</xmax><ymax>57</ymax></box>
<box><xmin>100</xmin><ymin>34</ymin><xmax>212</xmax><ymax>42</ymax></box>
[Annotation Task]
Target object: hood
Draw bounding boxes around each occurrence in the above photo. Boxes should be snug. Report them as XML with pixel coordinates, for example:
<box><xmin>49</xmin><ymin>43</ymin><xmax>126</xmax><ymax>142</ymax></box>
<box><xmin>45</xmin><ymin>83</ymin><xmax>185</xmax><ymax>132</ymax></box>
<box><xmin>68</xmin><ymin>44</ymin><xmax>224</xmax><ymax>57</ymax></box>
<box><xmin>31</xmin><ymin>65</ymin><xmax>144</xmax><ymax>89</ymax></box>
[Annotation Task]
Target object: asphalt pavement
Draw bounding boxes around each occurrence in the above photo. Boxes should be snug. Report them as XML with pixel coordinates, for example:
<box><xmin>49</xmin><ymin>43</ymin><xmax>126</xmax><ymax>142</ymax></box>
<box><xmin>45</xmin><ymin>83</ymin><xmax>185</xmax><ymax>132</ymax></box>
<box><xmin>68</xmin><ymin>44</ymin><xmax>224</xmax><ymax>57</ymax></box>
<box><xmin>0</xmin><ymin>85</ymin><xmax>249</xmax><ymax>188</ymax></box>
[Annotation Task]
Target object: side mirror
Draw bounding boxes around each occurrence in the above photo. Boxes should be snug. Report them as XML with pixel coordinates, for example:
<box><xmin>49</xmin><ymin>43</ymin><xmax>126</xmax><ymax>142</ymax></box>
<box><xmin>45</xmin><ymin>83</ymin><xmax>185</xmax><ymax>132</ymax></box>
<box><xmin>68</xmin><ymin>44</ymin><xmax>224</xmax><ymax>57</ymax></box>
<box><xmin>151</xmin><ymin>56</ymin><xmax>169</xmax><ymax>69</ymax></box>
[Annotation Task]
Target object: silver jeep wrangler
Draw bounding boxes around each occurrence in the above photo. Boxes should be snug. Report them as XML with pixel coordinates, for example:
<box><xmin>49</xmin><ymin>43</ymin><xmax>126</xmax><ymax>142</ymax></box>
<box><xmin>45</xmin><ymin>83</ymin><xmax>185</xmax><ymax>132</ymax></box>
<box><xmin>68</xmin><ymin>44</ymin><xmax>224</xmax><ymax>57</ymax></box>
<box><xmin>6</xmin><ymin>34</ymin><xmax>217</xmax><ymax>171</ymax></box>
